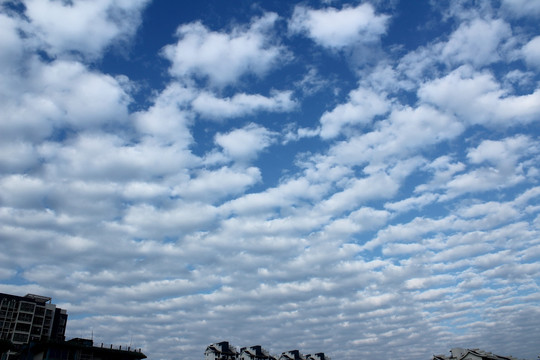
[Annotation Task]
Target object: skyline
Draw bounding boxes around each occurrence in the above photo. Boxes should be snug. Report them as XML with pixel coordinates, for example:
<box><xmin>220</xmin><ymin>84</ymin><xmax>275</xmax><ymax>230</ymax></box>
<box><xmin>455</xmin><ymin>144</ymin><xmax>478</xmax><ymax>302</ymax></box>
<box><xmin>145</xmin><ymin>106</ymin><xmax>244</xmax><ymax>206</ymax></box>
<box><xmin>1</xmin><ymin>1</ymin><xmax>539</xmax><ymax>360</ymax></box>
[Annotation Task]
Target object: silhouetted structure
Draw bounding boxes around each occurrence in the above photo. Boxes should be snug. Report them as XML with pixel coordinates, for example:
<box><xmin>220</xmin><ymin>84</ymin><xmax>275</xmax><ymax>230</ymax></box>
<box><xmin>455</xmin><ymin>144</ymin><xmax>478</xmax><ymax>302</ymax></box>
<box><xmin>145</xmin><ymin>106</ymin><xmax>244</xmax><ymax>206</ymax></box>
<box><xmin>240</xmin><ymin>345</ymin><xmax>276</xmax><ymax>360</ymax></box>
<box><xmin>434</xmin><ymin>348</ymin><xmax>518</xmax><ymax>360</ymax></box>
<box><xmin>206</xmin><ymin>342</ymin><xmax>239</xmax><ymax>360</ymax></box>
<box><xmin>0</xmin><ymin>293</ymin><xmax>67</xmax><ymax>360</ymax></box>
<box><xmin>205</xmin><ymin>342</ymin><xmax>327</xmax><ymax>360</ymax></box>
<box><xmin>305</xmin><ymin>353</ymin><xmax>327</xmax><ymax>360</ymax></box>
<box><xmin>279</xmin><ymin>350</ymin><xmax>305</xmax><ymax>360</ymax></box>
<box><xmin>19</xmin><ymin>338</ymin><xmax>146</xmax><ymax>360</ymax></box>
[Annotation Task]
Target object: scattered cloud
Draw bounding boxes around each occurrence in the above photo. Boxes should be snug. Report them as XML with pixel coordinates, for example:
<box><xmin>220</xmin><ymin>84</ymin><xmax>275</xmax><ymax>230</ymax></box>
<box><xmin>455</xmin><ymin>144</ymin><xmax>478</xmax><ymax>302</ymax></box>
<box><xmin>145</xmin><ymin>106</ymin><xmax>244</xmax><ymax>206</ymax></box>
<box><xmin>163</xmin><ymin>13</ymin><xmax>286</xmax><ymax>87</ymax></box>
<box><xmin>289</xmin><ymin>3</ymin><xmax>389</xmax><ymax>50</ymax></box>
<box><xmin>192</xmin><ymin>90</ymin><xmax>296</xmax><ymax>120</ymax></box>
<box><xmin>500</xmin><ymin>0</ymin><xmax>540</xmax><ymax>18</ymax></box>
<box><xmin>1</xmin><ymin>2</ymin><xmax>539</xmax><ymax>360</ymax></box>
<box><xmin>319</xmin><ymin>87</ymin><xmax>390</xmax><ymax>139</ymax></box>
<box><xmin>215</xmin><ymin>123</ymin><xmax>277</xmax><ymax>162</ymax></box>
<box><xmin>23</xmin><ymin>0</ymin><xmax>150</xmax><ymax>60</ymax></box>
<box><xmin>522</xmin><ymin>36</ymin><xmax>540</xmax><ymax>69</ymax></box>
<box><xmin>419</xmin><ymin>65</ymin><xmax>540</xmax><ymax>127</ymax></box>
<box><xmin>441</xmin><ymin>18</ymin><xmax>512</xmax><ymax>67</ymax></box>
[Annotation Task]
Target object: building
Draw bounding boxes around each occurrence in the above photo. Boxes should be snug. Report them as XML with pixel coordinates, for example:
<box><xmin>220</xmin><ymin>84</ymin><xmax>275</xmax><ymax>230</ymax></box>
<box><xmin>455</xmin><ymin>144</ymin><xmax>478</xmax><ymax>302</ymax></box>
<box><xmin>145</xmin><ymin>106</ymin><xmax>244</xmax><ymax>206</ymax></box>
<box><xmin>0</xmin><ymin>294</ymin><xmax>68</xmax><ymax>344</ymax></box>
<box><xmin>305</xmin><ymin>353</ymin><xmax>328</xmax><ymax>360</ymax></box>
<box><xmin>239</xmin><ymin>345</ymin><xmax>276</xmax><ymax>360</ymax></box>
<box><xmin>204</xmin><ymin>343</ymin><xmax>328</xmax><ymax>360</ymax></box>
<box><xmin>205</xmin><ymin>342</ymin><xmax>239</xmax><ymax>360</ymax></box>
<box><xmin>434</xmin><ymin>348</ymin><xmax>518</xmax><ymax>360</ymax></box>
<box><xmin>0</xmin><ymin>293</ymin><xmax>68</xmax><ymax>360</ymax></box>
<box><xmin>19</xmin><ymin>338</ymin><xmax>146</xmax><ymax>360</ymax></box>
<box><xmin>279</xmin><ymin>350</ymin><xmax>304</xmax><ymax>360</ymax></box>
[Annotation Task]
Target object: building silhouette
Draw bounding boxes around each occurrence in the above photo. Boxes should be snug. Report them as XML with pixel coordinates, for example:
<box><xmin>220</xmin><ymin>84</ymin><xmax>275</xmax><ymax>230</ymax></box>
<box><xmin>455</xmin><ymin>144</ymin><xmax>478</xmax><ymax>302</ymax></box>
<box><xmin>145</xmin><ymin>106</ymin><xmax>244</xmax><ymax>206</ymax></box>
<box><xmin>19</xmin><ymin>338</ymin><xmax>146</xmax><ymax>360</ymax></box>
<box><xmin>305</xmin><ymin>353</ymin><xmax>327</xmax><ymax>360</ymax></box>
<box><xmin>279</xmin><ymin>350</ymin><xmax>305</xmax><ymax>360</ymax></box>
<box><xmin>206</xmin><ymin>342</ymin><xmax>328</xmax><ymax>360</ymax></box>
<box><xmin>1</xmin><ymin>293</ymin><xmax>146</xmax><ymax>360</ymax></box>
<box><xmin>434</xmin><ymin>348</ymin><xmax>519</xmax><ymax>360</ymax></box>
<box><xmin>205</xmin><ymin>342</ymin><xmax>239</xmax><ymax>360</ymax></box>
<box><xmin>0</xmin><ymin>293</ymin><xmax>67</xmax><ymax>360</ymax></box>
<box><xmin>239</xmin><ymin>345</ymin><xmax>276</xmax><ymax>360</ymax></box>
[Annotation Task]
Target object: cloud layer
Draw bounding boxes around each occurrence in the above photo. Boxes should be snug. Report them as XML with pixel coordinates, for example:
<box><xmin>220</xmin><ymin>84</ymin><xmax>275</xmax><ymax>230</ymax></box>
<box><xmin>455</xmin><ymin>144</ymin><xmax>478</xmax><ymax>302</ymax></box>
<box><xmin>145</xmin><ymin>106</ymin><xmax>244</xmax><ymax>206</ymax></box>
<box><xmin>0</xmin><ymin>1</ymin><xmax>539</xmax><ymax>360</ymax></box>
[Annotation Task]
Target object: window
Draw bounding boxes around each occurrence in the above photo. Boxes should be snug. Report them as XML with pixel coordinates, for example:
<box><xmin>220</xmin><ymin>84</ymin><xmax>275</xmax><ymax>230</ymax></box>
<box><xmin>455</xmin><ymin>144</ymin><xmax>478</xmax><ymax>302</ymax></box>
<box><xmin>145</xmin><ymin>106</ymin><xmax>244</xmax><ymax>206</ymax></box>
<box><xmin>35</xmin><ymin>307</ymin><xmax>45</xmax><ymax>316</ymax></box>
<box><xmin>12</xmin><ymin>332</ymin><xmax>29</xmax><ymax>343</ymax></box>
<box><xmin>15</xmin><ymin>323</ymin><xmax>31</xmax><ymax>332</ymax></box>
<box><xmin>19</xmin><ymin>302</ymin><xmax>35</xmax><ymax>313</ymax></box>
<box><xmin>17</xmin><ymin>313</ymin><xmax>33</xmax><ymax>322</ymax></box>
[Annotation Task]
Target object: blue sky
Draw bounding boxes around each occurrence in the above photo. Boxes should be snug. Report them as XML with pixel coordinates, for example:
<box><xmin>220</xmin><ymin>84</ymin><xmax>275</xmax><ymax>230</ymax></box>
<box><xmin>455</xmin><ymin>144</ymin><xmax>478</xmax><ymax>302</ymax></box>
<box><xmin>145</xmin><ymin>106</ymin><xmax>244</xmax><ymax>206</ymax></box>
<box><xmin>1</xmin><ymin>1</ymin><xmax>539</xmax><ymax>360</ymax></box>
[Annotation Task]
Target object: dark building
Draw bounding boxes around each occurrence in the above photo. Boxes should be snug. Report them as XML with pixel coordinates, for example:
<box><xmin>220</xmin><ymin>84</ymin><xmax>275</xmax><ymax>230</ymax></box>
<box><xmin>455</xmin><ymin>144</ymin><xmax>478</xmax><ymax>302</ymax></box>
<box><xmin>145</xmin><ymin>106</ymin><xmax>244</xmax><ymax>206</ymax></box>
<box><xmin>279</xmin><ymin>350</ymin><xmax>304</xmax><ymax>360</ymax></box>
<box><xmin>434</xmin><ymin>348</ymin><xmax>518</xmax><ymax>360</ymax></box>
<box><xmin>239</xmin><ymin>345</ymin><xmax>276</xmax><ymax>360</ymax></box>
<box><xmin>19</xmin><ymin>338</ymin><xmax>146</xmax><ymax>360</ymax></box>
<box><xmin>205</xmin><ymin>342</ymin><xmax>239</xmax><ymax>360</ymax></box>
<box><xmin>0</xmin><ymin>293</ymin><xmax>68</xmax><ymax>360</ymax></box>
<box><xmin>305</xmin><ymin>353</ymin><xmax>327</xmax><ymax>360</ymax></box>
<box><xmin>205</xmin><ymin>343</ymin><xmax>328</xmax><ymax>360</ymax></box>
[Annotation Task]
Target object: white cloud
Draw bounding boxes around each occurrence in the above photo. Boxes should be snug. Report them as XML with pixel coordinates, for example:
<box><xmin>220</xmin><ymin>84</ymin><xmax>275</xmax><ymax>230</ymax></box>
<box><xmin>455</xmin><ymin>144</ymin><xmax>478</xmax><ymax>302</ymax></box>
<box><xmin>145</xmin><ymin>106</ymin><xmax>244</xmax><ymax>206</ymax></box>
<box><xmin>133</xmin><ymin>83</ymin><xmax>195</xmax><ymax>146</ymax></box>
<box><xmin>0</xmin><ymin>141</ymin><xmax>39</xmax><ymax>173</ymax></box>
<box><xmin>117</xmin><ymin>202</ymin><xmax>219</xmax><ymax>239</ymax></box>
<box><xmin>214</xmin><ymin>123</ymin><xmax>277</xmax><ymax>162</ymax></box>
<box><xmin>329</xmin><ymin>105</ymin><xmax>463</xmax><ymax>167</ymax></box>
<box><xmin>441</xmin><ymin>18</ymin><xmax>512</xmax><ymax>67</ymax></box>
<box><xmin>122</xmin><ymin>182</ymin><xmax>169</xmax><ymax>201</ymax></box>
<box><xmin>294</xmin><ymin>67</ymin><xmax>330</xmax><ymax>96</ymax></box>
<box><xmin>172</xmin><ymin>166</ymin><xmax>262</xmax><ymax>202</ymax></box>
<box><xmin>415</xmin><ymin>156</ymin><xmax>466</xmax><ymax>193</ymax></box>
<box><xmin>289</xmin><ymin>3</ymin><xmax>389</xmax><ymax>49</ymax></box>
<box><xmin>192</xmin><ymin>90</ymin><xmax>296</xmax><ymax>120</ymax></box>
<box><xmin>0</xmin><ymin>59</ymin><xmax>131</xmax><ymax>142</ymax></box>
<box><xmin>467</xmin><ymin>135</ymin><xmax>537</xmax><ymax>170</ymax></box>
<box><xmin>23</xmin><ymin>0</ymin><xmax>150</xmax><ymax>59</ymax></box>
<box><xmin>315</xmin><ymin>169</ymin><xmax>402</xmax><ymax>216</ymax></box>
<box><xmin>384</xmin><ymin>193</ymin><xmax>439</xmax><ymax>213</ymax></box>
<box><xmin>0</xmin><ymin>175</ymin><xmax>50</xmax><ymax>209</ymax></box>
<box><xmin>501</xmin><ymin>0</ymin><xmax>540</xmax><ymax>18</ymax></box>
<box><xmin>319</xmin><ymin>87</ymin><xmax>390</xmax><ymax>139</ymax></box>
<box><xmin>443</xmin><ymin>169</ymin><xmax>522</xmax><ymax>200</ymax></box>
<box><xmin>162</xmin><ymin>13</ymin><xmax>286</xmax><ymax>87</ymax></box>
<box><xmin>1</xmin><ymin>2</ymin><xmax>540</xmax><ymax>360</ymax></box>
<box><xmin>219</xmin><ymin>176</ymin><xmax>328</xmax><ymax>217</ymax></box>
<box><xmin>38</xmin><ymin>134</ymin><xmax>195</xmax><ymax>182</ymax></box>
<box><xmin>397</xmin><ymin>17</ymin><xmax>514</xmax><ymax>87</ymax></box>
<box><xmin>324</xmin><ymin>207</ymin><xmax>390</xmax><ymax>236</ymax></box>
<box><xmin>419</xmin><ymin>65</ymin><xmax>540</xmax><ymax>127</ymax></box>
<box><xmin>36</xmin><ymin>60</ymin><xmax>131</xmax><ymax>126</ymax></box>
<box><xmin>439</xmin><ymin>135</ymin><xmax>539</xmax><ymax>199</ymax></box>
<box><xmin>522</xmin><ymin>36</ymin><xmax>540</xmax><ymax>69</ymax></box>
<box><xmin>0</xmin><ymin>12</ymin><xmax>24</xmax><ymax>68</ymax></box>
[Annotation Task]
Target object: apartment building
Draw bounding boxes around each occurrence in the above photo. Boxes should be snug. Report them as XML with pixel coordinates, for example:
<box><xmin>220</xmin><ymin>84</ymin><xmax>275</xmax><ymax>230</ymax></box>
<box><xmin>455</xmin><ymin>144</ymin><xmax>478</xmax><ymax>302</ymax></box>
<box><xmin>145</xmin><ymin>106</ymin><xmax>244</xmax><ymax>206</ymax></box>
<box><xmin>19</xmin><ymin>337</ymin><xmax>146</xmax><ymax>360</ymax></box>
<box><xmin>205</xmin><ymin>341</ymin><xmax>239</xmax><ymax>360</ymax></box>
<box><xmin>239</xmin><ymin>345</ymin><xmax>276</xmax><ymax>360</ymax></box>
<box><xmin>206</xmin><ymin>343</ymin><xmax>327</xmax><ymax>360</ymax></box>
<box><xmin>0</xmin><ymin>293</ymin><xmax>67</xmax><ymax>347</ymax></box>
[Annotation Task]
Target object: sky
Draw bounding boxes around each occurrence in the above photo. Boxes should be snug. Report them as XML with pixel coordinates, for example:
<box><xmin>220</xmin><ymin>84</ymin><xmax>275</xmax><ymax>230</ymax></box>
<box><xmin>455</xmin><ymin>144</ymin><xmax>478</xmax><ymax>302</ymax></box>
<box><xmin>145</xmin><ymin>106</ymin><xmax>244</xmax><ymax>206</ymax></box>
<box><xmin>0</xmin><ymin>0</ymin><xmax>539</xmax><ymax>359</ymax></box>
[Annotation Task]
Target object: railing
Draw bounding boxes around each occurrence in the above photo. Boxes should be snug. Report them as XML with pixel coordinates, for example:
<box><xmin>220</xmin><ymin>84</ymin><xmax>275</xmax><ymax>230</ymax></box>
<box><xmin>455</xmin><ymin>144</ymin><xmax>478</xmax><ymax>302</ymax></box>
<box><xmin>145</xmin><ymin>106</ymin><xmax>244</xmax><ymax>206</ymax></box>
<box><xmin>98</xmin><ymin>343</ymin><xmax>143</xmax><ymax>353</ymax></box>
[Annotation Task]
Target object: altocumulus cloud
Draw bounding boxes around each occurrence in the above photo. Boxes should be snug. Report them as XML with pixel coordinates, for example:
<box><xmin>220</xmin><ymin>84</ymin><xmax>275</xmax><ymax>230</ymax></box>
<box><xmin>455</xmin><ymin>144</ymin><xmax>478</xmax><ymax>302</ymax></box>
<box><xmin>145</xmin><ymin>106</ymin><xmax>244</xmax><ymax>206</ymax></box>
<box><xmin>0</xmin><ymin>1</ymin><xmax>539</xmax><ymax>360</ymax></box>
